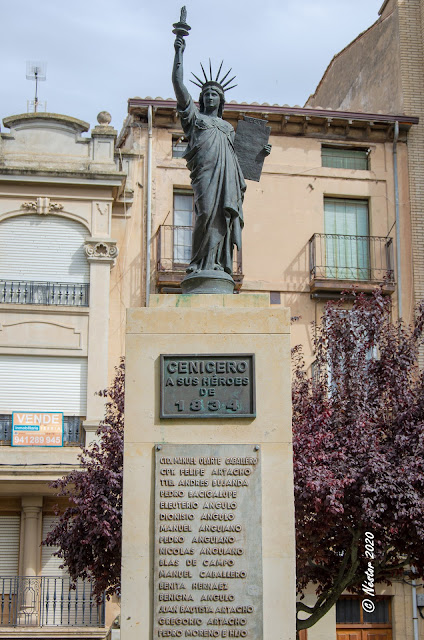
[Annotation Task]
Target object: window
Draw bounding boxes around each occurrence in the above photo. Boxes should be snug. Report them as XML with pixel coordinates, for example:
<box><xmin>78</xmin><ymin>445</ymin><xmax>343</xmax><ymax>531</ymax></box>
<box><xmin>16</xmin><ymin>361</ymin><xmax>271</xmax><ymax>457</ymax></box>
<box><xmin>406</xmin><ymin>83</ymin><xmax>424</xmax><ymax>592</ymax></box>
<box><xmin>0</xmin><ymin>355</ymin><xmax>88</xmax><ymax>416</ymax></box>
<box><xmin>337</xmin><ymin>596</ymin><xmax>392</xmax><ymax>633</ymax></box>
<box><xmin>0</xmin><ymin>214</ymin><xmax>89</xmax><ymax>306</ymax></box>
<box><xmin>172</xmin><ymin>135</ymin><xmax>188</xmax><ymax>158</ymax></box>
<box><xmin>322</xmin><ymin>146</ymin><xmax>369</xmax><ymax>170</ymax></box>
<box><xmin>324</xmin><ymin>198</ymin><xmax>370</xmax><ymax>280</ymax></box>
<box><xmin>41</xmin><ymin>516</ymin><xmax>105</xmax><ymax>626</ymax></box>
<box><xmin>0</xmin><ymin>515</ymin><xmax>20</xmax><ymax>575</ymax></box>
<box><xmin>173</xmin><ymin>192</ymin><xmax>194</xmax><ymax>264</ymax></box>
<box><xmin>0</xmin><ymin>415</ymin><xmax>82</xmax><ymax>445</ymax></box>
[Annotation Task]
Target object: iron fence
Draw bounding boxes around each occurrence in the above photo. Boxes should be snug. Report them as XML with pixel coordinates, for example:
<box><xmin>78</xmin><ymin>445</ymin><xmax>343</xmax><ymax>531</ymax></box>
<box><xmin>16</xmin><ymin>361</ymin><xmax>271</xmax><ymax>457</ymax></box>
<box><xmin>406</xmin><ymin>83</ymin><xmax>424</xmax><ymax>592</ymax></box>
<box><xmin>0</xmin><ymin>280</ymin><xmax>89</xmax><ymax>307</ymax></box>
<box><xmin>0</xmin><ymin>576</ymin><xmax>105</xmax><ymax>627</ymax></box>
<box><xmin>309</xmin><ymin>233</ymin><xmax>394</xmax><ymax>283</ymax></box>
<box><xmin>0</xmin><ymin>416</ymin><xmax>82</xmax><ymax>445</ymax></box>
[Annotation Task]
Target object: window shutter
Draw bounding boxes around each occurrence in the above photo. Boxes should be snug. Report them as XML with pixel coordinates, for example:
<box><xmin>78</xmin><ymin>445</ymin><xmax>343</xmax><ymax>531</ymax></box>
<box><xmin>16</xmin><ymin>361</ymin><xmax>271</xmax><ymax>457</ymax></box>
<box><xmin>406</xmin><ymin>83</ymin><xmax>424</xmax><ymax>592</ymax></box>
<box><xmin>0</xmin><ymin>214</ymin><xmax>89</xmax><ymax>283</ymax></box>
<box><xmin>0</xmin><ymin>515</ymin><xmax>20</xmax><ymax>575</ymax></box>
<box><xmin>41</xmin><ymin>516</ymin><xmax>66</xmax><ymax>576</ymax></box>
<box><xmin>0</xmin><ymin>356</ymin><xmax>88</xmax><ymax>415</ymax></box>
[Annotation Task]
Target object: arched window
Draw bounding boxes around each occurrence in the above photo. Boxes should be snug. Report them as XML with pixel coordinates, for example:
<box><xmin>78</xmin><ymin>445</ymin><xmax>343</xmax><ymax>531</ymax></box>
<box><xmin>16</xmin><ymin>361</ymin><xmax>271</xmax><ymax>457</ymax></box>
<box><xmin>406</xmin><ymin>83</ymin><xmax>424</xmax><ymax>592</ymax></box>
<box><xmin>0</xmin><ymin>215</ymin><xmax>89</xmax><ymax>306</ymax></box>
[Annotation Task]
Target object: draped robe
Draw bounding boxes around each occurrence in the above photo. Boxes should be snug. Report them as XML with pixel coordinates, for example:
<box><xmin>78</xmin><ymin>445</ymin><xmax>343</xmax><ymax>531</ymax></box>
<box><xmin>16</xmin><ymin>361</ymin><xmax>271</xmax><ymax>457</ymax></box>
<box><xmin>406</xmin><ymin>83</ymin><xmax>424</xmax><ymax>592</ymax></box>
<box><xmin>178</xmin><ymin>96</ymin><xmax>246</xmax><ymax>274</ymax></box>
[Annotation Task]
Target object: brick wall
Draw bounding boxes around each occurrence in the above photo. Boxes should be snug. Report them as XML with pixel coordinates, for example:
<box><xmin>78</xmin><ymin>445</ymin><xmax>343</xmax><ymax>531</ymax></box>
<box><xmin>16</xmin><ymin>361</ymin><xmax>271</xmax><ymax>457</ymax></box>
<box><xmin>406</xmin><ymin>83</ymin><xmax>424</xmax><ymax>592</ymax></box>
<box><xmin>398</xmin><ymin>0</ymin><xmax>424</xmax><ymax>361</ymax></box>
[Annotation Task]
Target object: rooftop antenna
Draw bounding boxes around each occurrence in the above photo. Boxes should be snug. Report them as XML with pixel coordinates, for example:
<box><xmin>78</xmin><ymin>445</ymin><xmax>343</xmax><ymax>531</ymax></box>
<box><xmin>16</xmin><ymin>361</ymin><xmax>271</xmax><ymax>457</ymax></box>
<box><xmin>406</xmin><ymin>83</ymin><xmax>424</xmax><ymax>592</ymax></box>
<box><xmin>26</xmin><ymin>61</ymin><xmax>47</xmax><ymax>113</ymax></box>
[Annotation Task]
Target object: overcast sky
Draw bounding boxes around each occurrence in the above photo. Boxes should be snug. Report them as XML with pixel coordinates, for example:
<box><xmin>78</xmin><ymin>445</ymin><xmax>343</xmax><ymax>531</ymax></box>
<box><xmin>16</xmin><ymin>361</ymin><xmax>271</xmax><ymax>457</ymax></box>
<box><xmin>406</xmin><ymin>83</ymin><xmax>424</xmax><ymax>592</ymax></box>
<box><xmin>1</xmin><ymin>0</ymin><xmax>383</xmax><ymax>134</ymax></box>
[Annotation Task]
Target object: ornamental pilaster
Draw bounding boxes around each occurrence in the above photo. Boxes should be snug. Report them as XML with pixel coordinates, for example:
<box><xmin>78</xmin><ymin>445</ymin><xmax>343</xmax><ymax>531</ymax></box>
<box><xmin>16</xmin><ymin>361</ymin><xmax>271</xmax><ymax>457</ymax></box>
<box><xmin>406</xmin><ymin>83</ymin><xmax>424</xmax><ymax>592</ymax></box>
<box><xmin>84</xmin><ymin>239</ymin><xmax>118</xmax><ymax>265</ymax></box>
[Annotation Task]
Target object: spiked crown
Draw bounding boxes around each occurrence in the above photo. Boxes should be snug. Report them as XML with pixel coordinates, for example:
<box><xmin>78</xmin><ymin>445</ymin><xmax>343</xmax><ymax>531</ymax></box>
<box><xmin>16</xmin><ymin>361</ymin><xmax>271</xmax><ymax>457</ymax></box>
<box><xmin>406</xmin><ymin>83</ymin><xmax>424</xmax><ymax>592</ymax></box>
<box><xmin>190</xmin><ymin>60</ymin><xmax>237</xmax><ymax>94</ymax></box>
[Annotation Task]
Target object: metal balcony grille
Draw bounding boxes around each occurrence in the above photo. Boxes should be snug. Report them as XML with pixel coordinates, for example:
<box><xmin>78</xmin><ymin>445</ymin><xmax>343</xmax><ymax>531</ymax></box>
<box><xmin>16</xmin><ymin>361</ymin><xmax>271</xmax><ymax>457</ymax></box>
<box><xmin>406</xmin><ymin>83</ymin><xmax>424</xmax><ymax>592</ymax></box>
<box><xmin>157</xmin><ymin>224</ymin><xmax>243</xmax><ymax>275</ymax></box>
<box><xmin>0</xmin><ymin>576</ymin><xmax>105</xmax><ymax>627</ymax></box>
<box><xmin>0</xmin><ymin>281</ymin><xmax>89</xmax><ymax>307</ymax></box>
<box><xmin>309</xmin><ymin>234</ymin><xmax>394</xmax><ymax>283</ymax></box>
<box><xmin>0</xmin><ymin>416</ymin><xmax>82</xmax><ymax>446</ymax></box>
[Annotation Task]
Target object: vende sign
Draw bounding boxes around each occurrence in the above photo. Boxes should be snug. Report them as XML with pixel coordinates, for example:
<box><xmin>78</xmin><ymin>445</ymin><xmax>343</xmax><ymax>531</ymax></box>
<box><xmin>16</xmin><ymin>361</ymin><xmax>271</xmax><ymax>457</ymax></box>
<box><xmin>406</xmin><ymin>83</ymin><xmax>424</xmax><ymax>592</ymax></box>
<box><xmin>12</xmin><ymin>412</ymin><xmax>64</xmax><ymax>447</ymax></box>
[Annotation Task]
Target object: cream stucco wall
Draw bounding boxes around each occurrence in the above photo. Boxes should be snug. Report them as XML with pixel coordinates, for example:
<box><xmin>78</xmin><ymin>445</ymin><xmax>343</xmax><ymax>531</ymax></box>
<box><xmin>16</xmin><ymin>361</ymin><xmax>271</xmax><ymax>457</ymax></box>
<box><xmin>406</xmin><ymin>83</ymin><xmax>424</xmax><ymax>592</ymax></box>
<box><xmin>116</xmin><ymin>109</ymin><xmax>413</xmax><ymax>377</ymax></box>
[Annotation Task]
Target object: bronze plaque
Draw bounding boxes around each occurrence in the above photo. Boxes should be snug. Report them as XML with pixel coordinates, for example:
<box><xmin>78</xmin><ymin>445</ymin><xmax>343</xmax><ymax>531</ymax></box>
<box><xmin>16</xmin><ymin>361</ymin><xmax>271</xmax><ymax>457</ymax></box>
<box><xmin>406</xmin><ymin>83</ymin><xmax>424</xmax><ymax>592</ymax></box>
<box><xmin>160</xmin><ymin>355</ymin><xmax>256</xmax><ymax>419</ymax></box>
<box><xmin>153</xmin><ymin>443</ymin><xmax>263</xmax><ymax>640</ymax></box>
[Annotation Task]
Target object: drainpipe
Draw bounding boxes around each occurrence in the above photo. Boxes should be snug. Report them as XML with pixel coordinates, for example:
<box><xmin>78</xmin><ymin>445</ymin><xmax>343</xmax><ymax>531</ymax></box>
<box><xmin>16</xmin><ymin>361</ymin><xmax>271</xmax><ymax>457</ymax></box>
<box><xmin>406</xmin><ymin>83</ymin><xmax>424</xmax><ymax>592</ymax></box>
<box><xmin>145</xmin><ymin>105</ymin><xmax>153</xmax><ymax>307</ymax></box>
<box><xmin>412</xmin><ymin>573</ymin><xmax>419</xmax><ymax>640</ymax></box>
<box><xmin>393</xmin><ymin>120</ymin><xmax>402</xmax><ymax>319</ymax></box>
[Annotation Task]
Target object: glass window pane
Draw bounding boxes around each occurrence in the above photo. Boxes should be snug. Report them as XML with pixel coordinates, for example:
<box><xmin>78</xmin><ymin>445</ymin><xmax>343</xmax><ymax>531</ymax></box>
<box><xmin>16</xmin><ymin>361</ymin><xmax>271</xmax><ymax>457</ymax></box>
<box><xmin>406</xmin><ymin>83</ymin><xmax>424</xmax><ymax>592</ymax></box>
<box><xmin>322</xmin><ymin>146</ymin><xmax>369</xmax><ymax>170</ymax></box>
<box><xmin>324</xmin><ymin>198</ymin><xmax>369</xmax><ymax>280</ymax></box>
<box><xmin>172</xmin><ymin>137</ymin><xmax>188</xmax><ymax>158</ymax></box>
<box><xmin>336</xmin><ymin>598</ymin><xmax>361</xmax><ymax>624</ymax></box>
<box><xmin>363</xmin><ymin>598</ymin><xmax>390</xmax><ymax>624</ymax></box>
<box><xmin>173</xmin><ymin>227</ymin><xmax>192</xmax><ymax>263</ymax></box>
<box><xmin>173</xmin><ymin>192</ymin><xmax>194</xmax><ymax>264</ymax></box>
<box><xmin>174</xmin><ymin>194</ymin><xmax>193</xmax><ymax>213</ymax></box>
<box><xmin>174</xmin><ymin>209</ymin><xmax>192</xmax><ymax>227</ymax></box>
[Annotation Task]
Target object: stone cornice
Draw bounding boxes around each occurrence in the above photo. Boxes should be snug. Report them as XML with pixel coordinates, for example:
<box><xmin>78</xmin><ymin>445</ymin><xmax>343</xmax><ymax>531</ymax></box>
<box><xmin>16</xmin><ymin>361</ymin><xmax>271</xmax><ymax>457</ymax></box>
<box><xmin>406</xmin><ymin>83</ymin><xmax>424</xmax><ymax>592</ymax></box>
<box><xmin>122</xmin><ymin>98</ymin><xmax>418</xmax><ymax>144</ymax></box>
<box><xmin>2</xmin><ymin>112</ymin><xmax>90</xmax><ymax>133</ymax></box>
<box><xmin>127</xmin><ymin>97</ymin><xmax>418</xmax><ymax>125</ymax></box>
<box><xmin>0</xmin><ymin>167</ymin><xmax>125</xmax><ymax>186</ymax></box>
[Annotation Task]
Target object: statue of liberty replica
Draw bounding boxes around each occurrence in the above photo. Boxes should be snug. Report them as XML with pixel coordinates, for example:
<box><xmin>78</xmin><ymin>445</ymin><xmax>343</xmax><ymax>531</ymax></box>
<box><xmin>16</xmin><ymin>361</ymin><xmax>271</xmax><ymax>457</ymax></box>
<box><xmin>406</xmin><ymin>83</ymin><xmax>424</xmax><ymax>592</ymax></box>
<box><xmin>172</xmin><ymin>8</ymin><xmax>270</xmax><ymax>294</ymax></box>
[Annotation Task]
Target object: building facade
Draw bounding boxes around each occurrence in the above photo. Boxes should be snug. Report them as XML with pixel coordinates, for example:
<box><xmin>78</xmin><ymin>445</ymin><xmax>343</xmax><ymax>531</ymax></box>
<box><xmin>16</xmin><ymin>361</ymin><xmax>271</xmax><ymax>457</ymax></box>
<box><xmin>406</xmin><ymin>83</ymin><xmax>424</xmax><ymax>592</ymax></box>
<box><xmin>114</xmin><ymin>96</ymin><xmax>420</xmax><ymax>640</ymax></box>
<box><xmin>0</xmin><ymin>110</ymin><xmax>124</xmax><ymax>637</ymax></box>
<box><xmin>302</xmin><ymin>0</ymin><xmax>424</xmax><ymax>637</ymax></box>
<box><xmin>0</xmin><ymin>76</ymin><xmax>420</xmax><ymax>638</ymax></box>
<box><xmin>306</xmin><ymin>0</ymin><xmax>424</xmax><ymax>347</ymax></box>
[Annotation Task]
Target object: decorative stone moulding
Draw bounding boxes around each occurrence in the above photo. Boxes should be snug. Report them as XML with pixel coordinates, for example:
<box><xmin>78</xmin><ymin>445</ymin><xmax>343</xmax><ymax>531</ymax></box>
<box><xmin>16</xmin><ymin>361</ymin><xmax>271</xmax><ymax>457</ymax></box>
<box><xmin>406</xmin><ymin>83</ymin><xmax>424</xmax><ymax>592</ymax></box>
<box><xmin>84</xmin><ymin>240</ymin><xmax>119</xmax><ymax>265</ymax></box>
<box><xmin>21</xmin><ymin>198</ymin><xmax>64</xmax><ymax>215</ymax></box>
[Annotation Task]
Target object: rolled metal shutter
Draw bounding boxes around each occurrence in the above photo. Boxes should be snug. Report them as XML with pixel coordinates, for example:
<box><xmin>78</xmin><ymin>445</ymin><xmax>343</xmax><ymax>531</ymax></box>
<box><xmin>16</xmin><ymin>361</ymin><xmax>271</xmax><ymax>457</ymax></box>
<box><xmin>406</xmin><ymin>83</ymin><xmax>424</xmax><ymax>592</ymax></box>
<box><xmin>0</xmin><ymin>515</ymin><xmax>20</xmax><ymax>575</ymax></box>
<box><xmin>0</xmin><ymin>214</ymin><xmax>89</xmax><ymax>283</ymax></box>
<box><xmin>41</xmin><ymin>516</ymin><xmax>66</xmax><ymax>576</ymax></box>
<box><xmin>0</xmin><ymin>355</ymin><xmax>88</xmax><ymax>415</ymax></box>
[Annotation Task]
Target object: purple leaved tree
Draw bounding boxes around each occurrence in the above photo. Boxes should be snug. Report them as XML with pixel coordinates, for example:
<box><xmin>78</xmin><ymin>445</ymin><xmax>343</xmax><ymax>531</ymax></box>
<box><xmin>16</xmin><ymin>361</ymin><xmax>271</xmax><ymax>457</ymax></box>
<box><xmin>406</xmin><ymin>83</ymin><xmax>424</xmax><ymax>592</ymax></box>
<box><xmin>44</xmin><ymin>288</ymin><xmax>424</xmax><ymax>627</ymax></box>
<box><xmin>43</xmin><ymin>358</ymin><xmax>124</xmax><ymax>600</ymax></box>
<box><xmin>293</xmin><ymin>288</ymin><xmax>424</xmax><ymax>631</ymax></box>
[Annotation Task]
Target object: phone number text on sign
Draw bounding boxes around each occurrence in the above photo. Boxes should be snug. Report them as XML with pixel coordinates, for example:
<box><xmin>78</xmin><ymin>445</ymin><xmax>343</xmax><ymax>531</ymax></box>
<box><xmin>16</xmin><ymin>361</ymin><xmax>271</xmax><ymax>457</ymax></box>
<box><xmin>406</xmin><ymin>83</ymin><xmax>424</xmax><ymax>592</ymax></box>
<box><xmin>160</xmin><ymin>355</ymin><xmax>256</xmax><ymax>419</ymax></box>
<box><xmin>12</xmin><ymin>412</ymin><xmax>64</xmax><ymax>447</ymax></box>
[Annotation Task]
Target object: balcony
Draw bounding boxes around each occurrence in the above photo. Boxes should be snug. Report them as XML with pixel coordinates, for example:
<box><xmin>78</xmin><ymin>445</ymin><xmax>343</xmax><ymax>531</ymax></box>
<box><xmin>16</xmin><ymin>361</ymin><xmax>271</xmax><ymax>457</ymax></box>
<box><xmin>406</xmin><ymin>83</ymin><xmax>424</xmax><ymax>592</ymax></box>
<box><xmin>0</xmin><ymin>576</ymin><xmax>104</xmax><ymax>627</ymax></box>
<box><xmin>0</xmin><ymin>281</ymin><xmax>89</xmax><ymax>307</ymax></box>
<box><xmin>156</xmin><ymin>225</ymin><xmax>243</xmax><ymax>293</ymax></box>
<box><xmin>309</xmin><ymin>233</ymin><xmax>395</xmax><ymax>298</ymax></box>
<box><xmin>0</xmin><ymin>416</ymin><xmax>83</xmax><ymax>446</ymax></box>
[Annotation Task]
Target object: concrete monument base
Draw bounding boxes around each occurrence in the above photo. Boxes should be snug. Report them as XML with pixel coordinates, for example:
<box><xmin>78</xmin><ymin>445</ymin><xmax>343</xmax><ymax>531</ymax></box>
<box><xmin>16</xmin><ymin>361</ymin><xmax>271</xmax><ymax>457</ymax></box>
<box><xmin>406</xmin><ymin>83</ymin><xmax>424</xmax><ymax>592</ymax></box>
<box><xmin>121</xmin><ymin>294</ymin><xmax>296</xmax><ymax>640</ymax></box>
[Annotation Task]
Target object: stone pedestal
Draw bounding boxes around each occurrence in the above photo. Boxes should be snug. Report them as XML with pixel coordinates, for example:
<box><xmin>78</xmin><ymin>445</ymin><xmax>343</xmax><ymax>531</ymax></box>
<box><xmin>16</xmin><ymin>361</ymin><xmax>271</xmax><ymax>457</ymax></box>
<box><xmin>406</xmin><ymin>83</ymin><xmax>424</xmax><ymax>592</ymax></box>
<box><xmin>121</xmin><ymin>294</ymin><xmax>296</xmax><ymax>640</ymax></box>
<box><xmin>181</xmin><ymin>270</ymin><xmax>235</xmax><ymax>294</ymax></box>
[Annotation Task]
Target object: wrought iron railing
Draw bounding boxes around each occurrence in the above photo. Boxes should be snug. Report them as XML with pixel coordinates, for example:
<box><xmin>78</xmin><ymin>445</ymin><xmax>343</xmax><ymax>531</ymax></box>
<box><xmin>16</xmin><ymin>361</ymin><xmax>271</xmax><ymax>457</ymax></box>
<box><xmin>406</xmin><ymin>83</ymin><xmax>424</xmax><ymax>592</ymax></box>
<box><xmin>0</xmin><ymin>280</ymin><xmax>89</xmax><ymax>306</ymax></box>
<box><xmin>0</xmin><ymin>416</ymin><xmax>82</xmax><ymax>445</ymax></box>
<box><xmin>0</xmin><ymin>576</ymin><xmax>105</xmax><ymax>627</ymax></box>
<box><xmin>309</xmin><ymin>234</ymin><xmax>394</xmax><ymax>283</ymax></box>
<box><xmin>157</xmin><ymin>225</ymin><xmax>243</xmax><ymax>275</ymax></box>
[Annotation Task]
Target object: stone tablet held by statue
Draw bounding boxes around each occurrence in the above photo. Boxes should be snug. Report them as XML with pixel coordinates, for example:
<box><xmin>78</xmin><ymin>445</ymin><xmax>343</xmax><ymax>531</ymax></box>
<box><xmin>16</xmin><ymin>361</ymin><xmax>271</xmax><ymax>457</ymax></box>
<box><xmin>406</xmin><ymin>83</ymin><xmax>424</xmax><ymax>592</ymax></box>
<box><xmin>234</xmin><ymin>116</ymin><xmax>271</xmax><ymax>182</ymax></box>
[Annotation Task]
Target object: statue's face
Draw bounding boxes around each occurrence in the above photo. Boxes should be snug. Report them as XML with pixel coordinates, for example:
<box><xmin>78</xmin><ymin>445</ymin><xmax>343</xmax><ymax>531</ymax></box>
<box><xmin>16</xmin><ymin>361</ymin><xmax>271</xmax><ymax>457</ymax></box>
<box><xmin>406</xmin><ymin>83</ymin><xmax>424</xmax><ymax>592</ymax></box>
<box><xmin>202</xmin><ymin>87</ymin><xmax>221</xmax><ymax>112</ymax></box>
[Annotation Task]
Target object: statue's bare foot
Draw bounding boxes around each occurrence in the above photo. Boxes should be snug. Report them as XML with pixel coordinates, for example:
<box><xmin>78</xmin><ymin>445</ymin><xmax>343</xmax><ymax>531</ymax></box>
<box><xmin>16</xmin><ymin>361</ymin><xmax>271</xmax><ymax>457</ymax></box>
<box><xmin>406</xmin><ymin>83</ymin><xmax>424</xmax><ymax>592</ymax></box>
<box><xmin>213</xmin><ymin>264</ymin><xmax>224</xmax><ymax>271</ymax></box>
<box><xmin>186</xmin><ymin>263</ymin><xmax>200</xmax><ymax>274</ymax></box>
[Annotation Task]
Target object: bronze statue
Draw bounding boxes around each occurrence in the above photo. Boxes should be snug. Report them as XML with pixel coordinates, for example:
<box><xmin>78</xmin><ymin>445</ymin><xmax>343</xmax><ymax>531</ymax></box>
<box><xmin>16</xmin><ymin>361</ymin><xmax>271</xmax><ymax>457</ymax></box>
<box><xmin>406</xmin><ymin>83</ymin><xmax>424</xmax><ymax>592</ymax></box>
<box><xmin>172</xmin><ymin>7</ymin><xmax>270</xmax><ymax>293</ymax></box>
